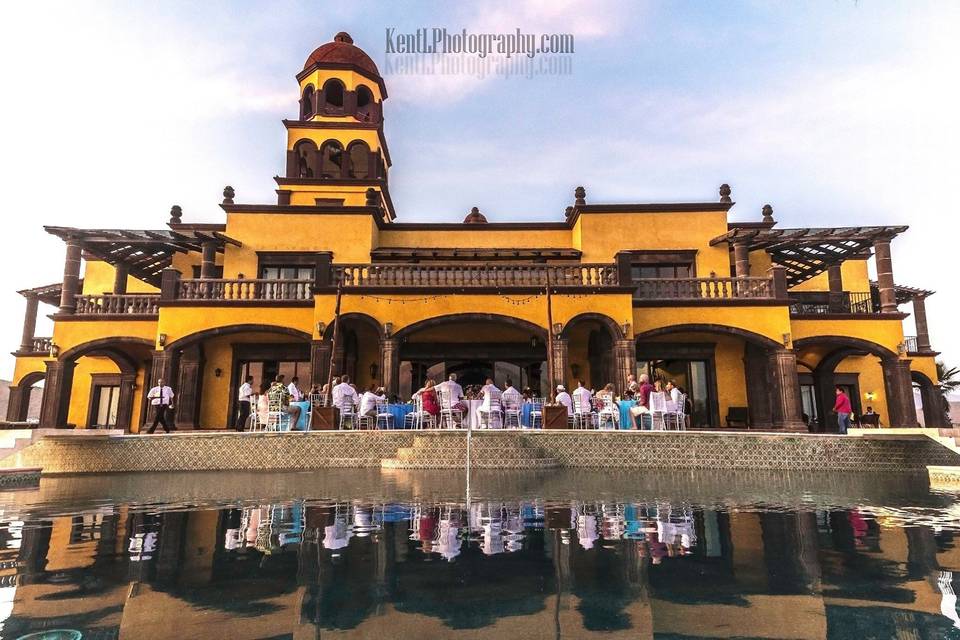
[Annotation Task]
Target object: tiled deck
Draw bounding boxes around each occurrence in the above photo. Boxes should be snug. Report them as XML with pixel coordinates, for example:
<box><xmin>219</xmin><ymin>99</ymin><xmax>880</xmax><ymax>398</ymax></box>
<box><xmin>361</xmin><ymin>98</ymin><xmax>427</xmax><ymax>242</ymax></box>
<box><xmin>1</xmin><ymin>429</ymin><xmax>957</xmax><ymax>474</ymax></box>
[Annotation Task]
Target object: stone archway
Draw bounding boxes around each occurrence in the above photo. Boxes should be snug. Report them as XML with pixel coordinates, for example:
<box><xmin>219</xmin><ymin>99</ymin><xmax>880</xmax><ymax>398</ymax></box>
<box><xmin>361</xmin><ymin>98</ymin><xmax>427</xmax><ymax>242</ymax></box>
<box><xmin>40</xmin><ymin>337</ymin><xmax>154</xmax><ymax>430</ymax></box>
<box><xmin>560</xmin><ymin>313</ymin><xmax>627</xmax><ymax>393</ymax></box>
<box><xmin>6</xmin><ymin>370</ymin><xmax>45</xmax><ymax>422</ymax></box>
<box><xmin>912</xmin><ymin>371</ymin><xmax>947</xmax><ymax>428</ymax></box>
<box><xmin>793</xmin><ymin>335</ymin><xmax>916</xmax><ymax>429</ymax></box>
<box><xmin>634</xmin><ymin>323</ymin><xmax>803</xmax><ymax>430</ymax></box>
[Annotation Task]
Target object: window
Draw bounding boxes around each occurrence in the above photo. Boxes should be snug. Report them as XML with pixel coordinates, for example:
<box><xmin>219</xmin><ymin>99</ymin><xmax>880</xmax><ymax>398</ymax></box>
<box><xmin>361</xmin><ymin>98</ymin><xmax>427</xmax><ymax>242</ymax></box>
<box><xmin>293</xmin><ymin>139</ymin><xmax>318</xmax><ymax>178</ymax></box>
<box><xmin>356</xmin><ymin>85</ymin><xmax>374</xmax><ymax>121</ymax></box>
<box><xmin>260</xmin><ymin>265</ymin><xmax>314</xmax><ymax>280</ymax></box>
<box><xmin>91</xmin><ymin>384</ymin><xmax>120</xmax><ymax>428</ymax></box>
<box><xmin>347</xmin><ymin>141</ymin><xmax>370</xmax><ymax>179</ymax></box>
<box><xmin>301</xmin><ymin>85</ymin><xmax>315</xmax><ymax>119</ymax></box>
<box><xmin>631</xmin><ymin>263</ymin><xmax>691</xmax><ymax>280</ymax></box>
<box><xmin>323</xmin><ymin>79</ymin><xmax>344</xmax><ymax>108</ymax></box>
<box><xmin>320</xmin><ymin>141</ymin><xmax>343</xmax><ymax>178</ymax></box>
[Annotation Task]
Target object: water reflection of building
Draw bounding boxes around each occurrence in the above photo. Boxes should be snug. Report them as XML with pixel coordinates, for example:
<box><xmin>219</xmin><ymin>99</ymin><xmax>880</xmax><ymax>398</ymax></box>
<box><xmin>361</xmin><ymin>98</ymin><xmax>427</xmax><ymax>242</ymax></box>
<box><xmin>3</xmin><ymin>500</ymin><xmax>960</xmax><ymax>638</ymax></box>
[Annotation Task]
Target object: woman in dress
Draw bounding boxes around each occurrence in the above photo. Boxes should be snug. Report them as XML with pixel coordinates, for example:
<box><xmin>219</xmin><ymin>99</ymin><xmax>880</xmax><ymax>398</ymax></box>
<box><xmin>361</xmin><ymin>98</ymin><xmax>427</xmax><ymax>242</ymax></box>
<box><xmin>414</xmin><ymin>378</ymin><xmax>441</xmax><ymax>418</ymax></box>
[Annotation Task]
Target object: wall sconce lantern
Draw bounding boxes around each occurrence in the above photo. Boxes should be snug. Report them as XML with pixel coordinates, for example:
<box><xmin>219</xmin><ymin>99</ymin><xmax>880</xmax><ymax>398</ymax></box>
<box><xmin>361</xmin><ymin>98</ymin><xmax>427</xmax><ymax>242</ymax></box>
<box><xmin>897</xmin><ymin>342</ymin><xmax>906</xmax><ymax>355</ymax></box>
<box><xmin>214</xmin><ymin>368</ymin><xmax>222</xmax><ymax>378</ymax></box>
<box><xmin>570</xmin><ymin>363</ymin><xmax>581</xmax><ymax>378</ymax></box>
<box><xmin>316</xmin><ymin>321</ymin><xmax>326</xmax><ymax>336</ymax></box>
<box><xmin>49</xmin><ymin>342</ymin><xmax>60</xmax><ymax>358</ymax></box>
<box><xmin>158</xmin><ymin>333</ymin><xmax>167</xmax><ymax>347</ymax></box>
<box><xmin>370</xmin><ymin>362</ymin><xmax>379</xmax><ymax>379</ymax></box>
<box><xmin>384</xmin><ymin>322</ymin><xmax>394</xmax><ymax>338</ymax></box>
<box><xmin>622</xmin><ymin>321</ymin><xmax>631</xmax><ymax>337</ymax></box>
<box><xmin>782</xmin><ymin>333</ymin><xmax>792</xmax><ymax>347</ymax></box>
<box><xmin>864</xmin><ymin>391</ymin><xmax>877</xmax><ymax>401</ymax></box>
<box><xmin>530</xmin><ymin>336</ymin><xmax>538</xmax><ymax>349</ymax></box>
<box><xmin>553</xmin><ymin>322</ymin><xmax>563</xmax><ymax>337</ymax></box>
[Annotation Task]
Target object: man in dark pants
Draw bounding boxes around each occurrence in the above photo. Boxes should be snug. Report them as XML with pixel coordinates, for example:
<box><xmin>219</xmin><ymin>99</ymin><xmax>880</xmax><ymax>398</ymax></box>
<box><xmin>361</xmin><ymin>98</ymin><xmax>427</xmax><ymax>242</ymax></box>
<box><xmin>146</xmin><ymin>378</ymin><xmax>175</xmax><ymax>434</ymax></box>
<box><xmin>236</xmin><ymin>375</ymin><xmax>254</xmax><ymax>431</ymax></box>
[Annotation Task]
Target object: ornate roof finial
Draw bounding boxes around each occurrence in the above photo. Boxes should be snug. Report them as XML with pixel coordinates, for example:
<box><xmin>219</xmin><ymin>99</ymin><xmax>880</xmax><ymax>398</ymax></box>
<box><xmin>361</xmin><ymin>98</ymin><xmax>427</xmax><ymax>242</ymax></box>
<box><xmin>719</xmin><ymin>183</ymin><xmax>732</xmax><ymax>203</ymax></box>
<box><xmin>761</xmin><ymin>203</ymin><xmax>774</xmax><ymax>223</ymax></box>
<box><xmin>463</xmin><ymin>206</ymin><xmax>488</xmax><ymax>224</ymax></box>
<box><xmin>334</xmin><ymin>32</ymin><xmax>354</xmax><ymax>44</ymax></box>
<box><xmin>169</xmin><ymin>205</ymin><xmax>183</xmax><ymax>224</ymax></box>
<box><xmin>574</xmin><ymin>186</ymin><xmax>586</xmax><ymax>206</ymax></box>
<box><xmin>222</xmin><ymin>185</ymin><xmax>235</xmax><ymax>204</ymax></box>
<box><xmin>565</xmin><ymin>206</ymin><xmax>574</xmax><ymax>219</ymax></box>
<box><xmin>365</xmin><ymin>187</ymin><xmax>379</xmax><ymax>208</ymax></box>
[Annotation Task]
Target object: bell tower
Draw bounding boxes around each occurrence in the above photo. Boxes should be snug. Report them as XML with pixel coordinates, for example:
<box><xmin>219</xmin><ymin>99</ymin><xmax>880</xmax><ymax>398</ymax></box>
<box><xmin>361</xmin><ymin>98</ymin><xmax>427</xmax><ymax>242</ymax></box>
<box><xmin>278</xmin><ymin>32</ymin><xmax>394</xmax><ymax>220</ymax></box>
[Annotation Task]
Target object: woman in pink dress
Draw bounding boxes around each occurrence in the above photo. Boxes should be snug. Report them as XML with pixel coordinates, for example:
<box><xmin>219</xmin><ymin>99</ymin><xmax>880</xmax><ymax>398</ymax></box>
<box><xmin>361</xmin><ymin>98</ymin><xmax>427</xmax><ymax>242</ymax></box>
<box><xmin>415</xmin><ymin>379</ymin><xmax>440</xmax><ymax>417</ymax></box>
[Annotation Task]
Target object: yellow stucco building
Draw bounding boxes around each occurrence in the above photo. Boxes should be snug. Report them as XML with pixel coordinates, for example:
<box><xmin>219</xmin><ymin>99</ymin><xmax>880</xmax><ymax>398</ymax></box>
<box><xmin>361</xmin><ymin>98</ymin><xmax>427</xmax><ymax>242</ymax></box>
<box><xmin>7</xmin><ymin>32</ymin><xmax>943</xmax><ymax>432</ymax></box>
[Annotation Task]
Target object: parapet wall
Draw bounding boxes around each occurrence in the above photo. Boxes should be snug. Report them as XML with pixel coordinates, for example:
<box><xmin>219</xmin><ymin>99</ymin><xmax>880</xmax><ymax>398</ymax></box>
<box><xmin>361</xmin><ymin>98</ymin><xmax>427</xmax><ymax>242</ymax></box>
<box><xmin>1</xmin><ymin>430</ymin><xmax>956</xmax><ymax>475</ymax></box>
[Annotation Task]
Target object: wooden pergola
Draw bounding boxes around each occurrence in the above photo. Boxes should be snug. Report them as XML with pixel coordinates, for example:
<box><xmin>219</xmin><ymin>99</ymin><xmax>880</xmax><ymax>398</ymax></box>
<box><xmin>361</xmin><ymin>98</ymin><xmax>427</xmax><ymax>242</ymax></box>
<box><xmin>711</xmin><ymin>225</ymin><xmax>908</xmax><ymax>286</ymax></box>
<box><xmin>45</xmin><ymin>226</ymin><xmax>241</xmax><ymax>287</ymax></box>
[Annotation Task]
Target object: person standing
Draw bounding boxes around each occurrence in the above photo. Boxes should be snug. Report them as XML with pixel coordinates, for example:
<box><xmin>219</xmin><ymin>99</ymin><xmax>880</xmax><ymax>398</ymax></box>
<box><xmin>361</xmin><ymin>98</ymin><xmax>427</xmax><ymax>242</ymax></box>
<box><xmin>833</xmin><ymin>386</ymin><xmax>852</xmax><ymax>434</ymax></box>
<box><xmin>236</xmin><ymin>375</ymin><xmax>254</xmax><ymax>431</ymax></box>
<box><xmin>146</xmin><ymin>378</ymin><xmax>175</xmax><ymax>434</ymax></box>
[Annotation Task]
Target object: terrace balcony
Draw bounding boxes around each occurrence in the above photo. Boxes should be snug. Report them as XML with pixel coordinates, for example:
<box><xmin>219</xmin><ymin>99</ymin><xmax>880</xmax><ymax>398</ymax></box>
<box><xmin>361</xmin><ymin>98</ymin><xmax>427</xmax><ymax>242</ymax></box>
<box><xmin>788</xmin><ymin>291</ymin><xmax>878</xmax><ymax>316</ymax></box>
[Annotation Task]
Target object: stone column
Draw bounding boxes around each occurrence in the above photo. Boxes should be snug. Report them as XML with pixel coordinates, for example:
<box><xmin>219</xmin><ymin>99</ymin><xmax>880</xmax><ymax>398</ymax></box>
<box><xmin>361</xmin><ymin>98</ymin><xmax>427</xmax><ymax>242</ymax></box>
<box><xmin>113</xmin><ymin>263</ymin><xmax>129</xmax><ymax>295</ymax></box>
<box><xmin>881</xmin><ymin>357</ymin><xmax>918</xmax><ymax>427</ymax></box>
<box><xmin>768</xmin><ymin>349</ymin><xmax>806</xmax><ymax>431</ymax></box>
<box><xmin>200</xmin><ymin>241</ymin><xmax>217</xmax><ymax>279</ymax></box>
<box><xmin>812</xmin><ymin>368</ymin><xmax>835</xmax><ymax>432</ymax></box>
<box><xmin>613</xmin><ymin>339</ymin><xmax>636</xmax><ymax>396</ymax></box>
<box><xmin>174</xmin><ymin>344</ymin><xmax>204</xmax><ymax>429</ymax></box>
<box><xmin>380</xmin><ymin>338</ymin><xmax>399</xmax><ymax>398</ymax></box>
<box><xmin>827</xmin><ymin>264</ymin><xmax>845</xmax><ymax>313</ymax></box>
<box><xmin>39</xmin><ymin>360</ymin><xmax>75</xmax><ymax>428</ymax></box>
<box><xmin>733</xmin><ymin>240</ymin><xmax>751</xmax><ymax>278</ymax></box>
<box><xmin>116</xmin><ymin>372</ymin><xmax>137</xmax><ymax>432</ymax></box>
<box><xmin>310</xmin><ymin>340</ymin><xmax>332</xmax><ymax>388</ymax></box>
<box><xmin>58</xmin><ymin>240</ymin><xmax>82</xmax><ymax>314</ymax></box>
<box><xmin>919</xmin><ymin>382</ymin><xmax>946</xmax><ymax>428</ymax></box>
<box><xmin>743</xmin><ymin>343</ymin><xmax>773</xmax><ymax>429</ymax></box>
<box><xmin>913</xmin><ymin>296</ymin><xmax>932</xmax><ymax>352</ymax></box>
<box><xmin>19</xmin><ymin>293</ymin><xmax>38</xmax><ymax>352</ymax></box>
<box><xmin>551</xmin><ymin>338</ymin><xmax>569</xmax><ymax>391</ymax></box>
<box><xmin>874</xmin><ymin>239</ymin><xmax>898</xmax><ymax>314</ymax></box>
<box><xmin>6</xmin><ymin>385</ymin><xmax>27</xmax><ymax>422</ymax></box>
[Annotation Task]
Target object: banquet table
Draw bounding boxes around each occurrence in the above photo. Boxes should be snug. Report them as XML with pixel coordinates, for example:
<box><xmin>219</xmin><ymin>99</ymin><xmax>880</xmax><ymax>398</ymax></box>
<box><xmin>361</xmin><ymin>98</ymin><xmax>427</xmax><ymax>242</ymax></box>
<box><xmin>384</xmin><ymin>403</ymin><xmax>414</xmax><ymax>428</ymax></box>
<box><xmin>617</xmin><ymin>400</ymin><xmax>636</xmax><ymax>430</ymax></box>
<box><xmin>291</xmin><ymin>401</ymin><xmax>311</xmax><ymax>431</ymax></box>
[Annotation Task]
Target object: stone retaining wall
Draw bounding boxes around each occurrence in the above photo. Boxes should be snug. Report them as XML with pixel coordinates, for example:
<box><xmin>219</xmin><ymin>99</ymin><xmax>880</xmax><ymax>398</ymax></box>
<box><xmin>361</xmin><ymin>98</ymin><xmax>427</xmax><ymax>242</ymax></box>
<box><xmin>2</xmin><ymin>430</ymin><xmax>957</xmax><ymax>475</ymax></box>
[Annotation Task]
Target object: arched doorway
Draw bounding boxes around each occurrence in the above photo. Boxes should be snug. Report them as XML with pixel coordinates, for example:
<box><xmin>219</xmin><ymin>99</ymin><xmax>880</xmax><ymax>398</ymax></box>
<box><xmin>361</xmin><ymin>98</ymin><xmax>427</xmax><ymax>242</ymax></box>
<box><xmin>392</xmin><ymin>314</ymin><xmax>548</xmax><ymax>399</ymax></box>
<box><xmin>40</xmin><ymin>337</ymin><xmax>154</xmax><ymax>431</ymax></box>
<box><xmin>634</xmin><ymin>323</ymin><xmax>800</xmax><ymax>430</ymax></box>
<box><xmin>912</xmin><ymin>371</ymin><xmax>946</xmax><ymax>428</ymax></box>
<box><xmin>559</xmin><ymin>313</ymin><xmax>625</xmax><ymax>392</ymax></box>
<box><xmin>164</xmin><ymin>324</ymin><xmax>312</xmax><ymax>429</ymax></box>
<box><xmin>793</xmin><ymin>336</ymin><xmax>916</xmax><ymax>430</ymax></box>
<box><xmin>6</xmin><ymin>370</ymin><xmax>45</xmax><ymax>422</ymax></box>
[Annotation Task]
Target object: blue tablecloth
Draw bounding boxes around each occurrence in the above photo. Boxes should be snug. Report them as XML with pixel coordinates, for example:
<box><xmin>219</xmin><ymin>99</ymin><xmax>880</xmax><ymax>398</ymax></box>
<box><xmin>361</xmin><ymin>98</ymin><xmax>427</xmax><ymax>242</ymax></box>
<box><xmin>385</xmin><ymin>403</ymin><xmax>414</xmax><ymax>428</ymax></box>
<box><xmin>291</xmin><ymin>401</ymin><xmax>311</xmax><ymax>430</ymax></box>
<box><xmin>521</xmin><ymin>404</ymin><xmax>535</xmax><ymax>427</ymax></box>
<box><xmin>617</xmin><ymin>400</ymin><xmax>636</xmax><ymax>430</ymax></box>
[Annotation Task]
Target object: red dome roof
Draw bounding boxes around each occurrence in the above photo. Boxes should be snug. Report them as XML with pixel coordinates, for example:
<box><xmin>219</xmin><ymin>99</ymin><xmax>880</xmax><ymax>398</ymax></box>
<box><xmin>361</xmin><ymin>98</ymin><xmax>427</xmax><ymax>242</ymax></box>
<box><xmin>303</xmin><ymin>32</ymin><xmax>380</xmax><ymax>78</ymax></box>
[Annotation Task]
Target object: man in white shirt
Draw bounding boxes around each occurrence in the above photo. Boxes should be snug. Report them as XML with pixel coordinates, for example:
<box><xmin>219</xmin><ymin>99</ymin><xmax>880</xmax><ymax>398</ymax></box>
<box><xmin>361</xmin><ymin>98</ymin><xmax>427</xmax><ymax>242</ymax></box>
<box><xmin>332</xmin><ymin>374</ymin><xmax>359</xmax><ymax>412</ymax></box>
<box><xmin>572</xmin><ymin>379</ymin><xmax>592</xmax><ymax>414</ymax></box>
<box><xmin>287</xmin><ymin>376</ymin><xmax>303</xmax><ymax>402</ymax></box>
<box><xmin>477</xmin><ymin>378</ymin><xmax>503</xmax><ymax>428</ymax></box>
<box><xmin>437</xmin><ymin>373</ymin><xmax>465</xmax><ymax>409</ymax></box>
<box><xmin>555</xmin><ymin>385</ymin><xmax>573</xmax><ymax>416</ymax></box>
<box><xmin>235</xmin><ymin>375</ymin><xmax>254</xmax><ymax>431</ymax></box>
<box><xmin>146</xmin><ymin>378</ymin><xmax>175</xmax><ymax>434</ymax></box>
<box><xmin>359</xmin><ymin>385</ymin><xmax>385</xmax><ymax>418</ymax></box>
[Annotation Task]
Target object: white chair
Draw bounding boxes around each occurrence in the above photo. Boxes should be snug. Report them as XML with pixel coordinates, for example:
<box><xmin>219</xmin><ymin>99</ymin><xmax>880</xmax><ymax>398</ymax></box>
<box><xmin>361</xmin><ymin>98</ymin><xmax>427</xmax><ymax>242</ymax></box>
<box><xmin>598</xmin><ymin>396</ymin><xmax>620</xmax><ymax>430</ymax></box>
<box><xmin>572</xmin><ymin>394</ymin><xmax>598</xmax><ymax>429</ymax></box>
<box><xmin>338</xmin><ymin>401</ymin><xmax>359</xmax><ymax>430</ymax></box>
<box><xmin>266</xmin><ymin>397</ymin><xmax>287</xmax><ymax>432</ymax></box>
<box><xmin>665</xmin><ymin>393</ymin><xmax>688</xmax><ymax>431</ymax></box>
<box><xmin>528</xmin><ymin>398</ymin><xmax>544</xmax><ymax>429</ymax></box>
<box><xmin>503</xmin><ymin>394</ymin><xmax>522</xmax><ymax>429</ymax></box>
<box><xmin>478</xmin><ymin>401</ymin><xmax>503</xmax><ymax>429</ymax></box>
<box><xmin>405</xmin><ymin>396</ymin><xmax>435</xmax><ymax>430</ymax></box>
<box><xmin>648</xmin><ymin>392</ymin><xmax>668</xmax><ymax>431</ymax></box>
<box><xmin>246</xmin><ymin>394</ymin><xmax>265</xmax><ymax>431</ymax></box>
<box><xmin>375</xmin><ymin>398</ymin><xmax>394</xmax><ymax>430</ymax></box>
<box><xmin>438</xmin><ymin>389</ymin><xmax>463</xmax><ymax>429</ymax></box>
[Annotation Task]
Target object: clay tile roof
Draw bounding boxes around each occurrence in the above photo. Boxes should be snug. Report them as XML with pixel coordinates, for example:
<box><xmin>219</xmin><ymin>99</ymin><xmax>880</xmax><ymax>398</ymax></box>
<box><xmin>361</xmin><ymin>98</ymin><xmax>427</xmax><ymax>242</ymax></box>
<box><xmin>303</xmin><ymin>32</ymin><xmax>381</xmax><ymax>78</ymax></box>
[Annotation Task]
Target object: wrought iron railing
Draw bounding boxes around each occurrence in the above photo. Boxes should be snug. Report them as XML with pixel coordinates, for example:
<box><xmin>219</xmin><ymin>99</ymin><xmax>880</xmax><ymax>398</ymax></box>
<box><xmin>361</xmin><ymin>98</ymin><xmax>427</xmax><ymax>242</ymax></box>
<box><xmin>788</xmin><ymin>291</ymin><xmax>877</xmax><ymax>315</ymax></box>
<box><xmin>177</xmin><ymin>278</ymin><xmax>313</xmax><ymax>301</ymax></box>
<box><xmin>332</xmin><ymin>263</ymin><xmax>620</xmax><ymax>288</ymax></box>
<box><xmin>904</xmin><ymin>336</ymin><xmax>919</xmax><ymax>353</ymax></box>
<box><xmin>73</xmin><ymin>294</ymin><xmax>159</xmax><ymax>315</ymax></box>
<box><xmin>632</xmin><ymin>276</ymin><xmax>774</xmax><ymax>300</ymax></box>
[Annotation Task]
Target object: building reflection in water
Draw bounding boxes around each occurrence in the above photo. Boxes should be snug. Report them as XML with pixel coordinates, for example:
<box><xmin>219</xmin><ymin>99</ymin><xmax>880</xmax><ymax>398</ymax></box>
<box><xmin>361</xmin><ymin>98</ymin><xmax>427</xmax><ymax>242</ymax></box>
<box><xmin>2</xmin><ymin>497</ymin><xmax>960</xmax><ymax>638</ymax></box>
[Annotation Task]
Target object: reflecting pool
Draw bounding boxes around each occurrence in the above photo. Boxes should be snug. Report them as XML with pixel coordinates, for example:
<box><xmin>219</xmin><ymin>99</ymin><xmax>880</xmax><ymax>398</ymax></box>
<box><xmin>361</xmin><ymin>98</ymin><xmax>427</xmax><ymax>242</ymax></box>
<box><xmin>2</xmin><ymin>469</ymin><xmax>960</xmax><ymax>639</ymax></box>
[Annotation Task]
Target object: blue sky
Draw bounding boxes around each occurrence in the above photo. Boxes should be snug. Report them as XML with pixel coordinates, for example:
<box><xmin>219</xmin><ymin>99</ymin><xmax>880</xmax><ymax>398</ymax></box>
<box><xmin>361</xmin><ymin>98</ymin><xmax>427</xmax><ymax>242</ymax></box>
<box><xmin>0</xmin><ymin>0</ymin><xmax>957</xmax><ymax>378</ymax></box>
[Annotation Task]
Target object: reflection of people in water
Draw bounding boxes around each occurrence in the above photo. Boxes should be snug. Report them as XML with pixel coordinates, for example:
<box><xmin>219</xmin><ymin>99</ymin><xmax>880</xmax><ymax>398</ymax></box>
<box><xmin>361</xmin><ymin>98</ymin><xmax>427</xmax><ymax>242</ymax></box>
<box><xmin>938</xmin><ymin>571</ymin><xmax>960</xmax><ymax>629</ymax></box>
